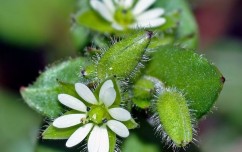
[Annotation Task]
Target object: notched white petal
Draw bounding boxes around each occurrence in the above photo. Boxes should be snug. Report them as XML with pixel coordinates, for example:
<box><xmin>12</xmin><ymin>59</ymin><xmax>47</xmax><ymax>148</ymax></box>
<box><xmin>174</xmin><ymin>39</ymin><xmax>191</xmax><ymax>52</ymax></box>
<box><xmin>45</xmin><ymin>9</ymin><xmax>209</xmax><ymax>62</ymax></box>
<box><xmin>88</xmin><ymin>125</ymin><xmax>109</xmax><ymax>152</ymax></box>
<box><xmin>99</xmin><ymin>126</ymin><xmax>109</xmax><ymax>152</ymax></box>
<box><xmin>108</xmin><ymin>108</ymin><xmax>131</xmax><ymax>121</ymax></box>
<box><xmin>136</xmin><ymin>8</ymin><xmax>165</xmax><ymax>21</ymax></box>
<box><xmin>99</xmin><ymin>80</ymin><xmax>114</xmax><ymax>98</ymax></box>
<box><xmin>132</xmin><ymin>0</ymin><xmax>156</xmax><ymax>15</ymax></box>
<box><xmin>90</xmin><ymin>0</ymin><xmax>114</xmax><ymax>22</ymax></box>
<box><xmin>107</xmin><ymin>120</ymin><xmax>129</xmax><ymax>138</ymax></box>
<box><xmin>66</xmin><ymin>123</ymin><xmax>93</xmax><ymax>147</ymax></box>
<box><xmin>100</xmin><ymin>87</ymin><xmax>116</xmax><ymax>107</ymax></box>
<box><xmin>75</xmin><ymin>83</ymin><xmax>97</xmax><ymax>105</ymax></box>
<box><xmin>53</xmin><ymin>114</ymin><xmax>86</xmax><ymax>128</ymax></box>
<box><xmin>103</xmin><ymin>0</ymin><xmax>115</xmax><ymax>13</ymax></box>
<box><xmin>88</xmin><ymin>125</ymin><xmax>101</xmax><ymax>152</ymax></box>
<box><xmin>58</xmin><ymin>94</ymin><xmax>87</xmax><ymax>112</ymax></box>
<box><xmin>123</xmin><ymin>0</ymin><xmax>133</xmax><ymax>8</ymax></box>
<box><xmin>129</xmin><ymin>18</ymin><xmax>166</xmax><ymax>29</ymax></box>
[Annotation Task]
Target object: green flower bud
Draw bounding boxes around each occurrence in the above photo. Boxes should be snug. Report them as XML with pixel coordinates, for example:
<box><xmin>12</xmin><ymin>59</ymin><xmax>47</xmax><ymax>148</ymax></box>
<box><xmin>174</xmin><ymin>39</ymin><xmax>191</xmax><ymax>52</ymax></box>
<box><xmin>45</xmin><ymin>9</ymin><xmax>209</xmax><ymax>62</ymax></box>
<box><xmin>97</xmin><ymin>31</ymin><xmax>153</xmax><ymax>80</ymax></box>
<box><xmin>156</xmin><ymin>89</ymin><xmax>193</xmax><ymax>147</ymax></box>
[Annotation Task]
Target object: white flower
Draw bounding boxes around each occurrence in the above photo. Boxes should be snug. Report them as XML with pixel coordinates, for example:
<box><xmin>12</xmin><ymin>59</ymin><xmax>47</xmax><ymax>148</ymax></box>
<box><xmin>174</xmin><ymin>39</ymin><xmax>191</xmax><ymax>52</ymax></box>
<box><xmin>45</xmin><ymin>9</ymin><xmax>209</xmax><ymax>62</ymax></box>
<box><xmin>90</xmin><ymin>0</ymin><xmax>166</xmax><ymax>30</ymax></box>
<box><xmin>53</xmin><ymin>80</ymin><xmax>131</xmax><ymax>152</ymax></box>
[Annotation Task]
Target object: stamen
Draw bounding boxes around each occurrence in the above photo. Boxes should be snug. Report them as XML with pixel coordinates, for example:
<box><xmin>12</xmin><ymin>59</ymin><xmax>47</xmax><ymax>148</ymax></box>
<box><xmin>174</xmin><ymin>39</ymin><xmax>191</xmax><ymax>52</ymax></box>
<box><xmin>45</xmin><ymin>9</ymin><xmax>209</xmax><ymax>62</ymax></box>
<box><xmin>102</xmin><ymin>118</ymin><xmax>108</xmax><ymax>123</ymax></box>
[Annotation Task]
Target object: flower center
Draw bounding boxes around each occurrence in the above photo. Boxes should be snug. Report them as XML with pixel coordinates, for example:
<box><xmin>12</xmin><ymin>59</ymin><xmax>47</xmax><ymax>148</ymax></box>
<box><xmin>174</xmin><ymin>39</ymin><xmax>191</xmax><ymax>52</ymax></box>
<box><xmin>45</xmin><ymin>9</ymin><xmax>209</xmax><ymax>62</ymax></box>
<box><xmin>87</xmin><ymin>104</ymin><xmax>110</xmax><ymax>125</ymax></box>
<box><xmin>114</xmin><ymin>7</ymin><xmax>135</xmax><ymax>28</ymax></box>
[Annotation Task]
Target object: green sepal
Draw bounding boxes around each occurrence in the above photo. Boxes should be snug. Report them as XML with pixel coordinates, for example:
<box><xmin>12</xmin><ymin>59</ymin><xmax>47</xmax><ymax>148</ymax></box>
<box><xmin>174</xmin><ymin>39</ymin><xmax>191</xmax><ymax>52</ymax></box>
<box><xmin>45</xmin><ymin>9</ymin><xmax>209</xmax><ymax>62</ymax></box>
<box><xmin>156</xmin><ymin>89</ymin><xmax>193</xmax><ymax>147</ymax></box>
<box><xmin>57</xmin><ymin>80</ymin><xmax>79</xmax><ymax>99</ymax></box>
<box><xmin>146</xmin><ymin>46</ymin><xmax>224</xmax><ymax>119</ymax></box>
<box><xmin>21</xmin><ymin>58</ymin><xmax>87</xmax><ymax>118</ymax></box>
<box><xmin>123</xmin><ymin>118</ymin><xmax>139</xmax><ymax>129</ymax></box>
<box><xmin>97</xmin><ymin>31</ymin><xmax>152</xmax><ymax>80</ymax></box>
<box><xmin>108</xmin><ymin>129</ymin><xmax>117</xmax><ymax>152</ymax></box>
<box><xmin>42</xmin><ymin>110</ymin><xmax>83</xmax><ymax>139</ymax></box>
<box><xmin>76</xmin><ymin>9</ymin><xmax>114</xmax><ymax>33</ymax></box>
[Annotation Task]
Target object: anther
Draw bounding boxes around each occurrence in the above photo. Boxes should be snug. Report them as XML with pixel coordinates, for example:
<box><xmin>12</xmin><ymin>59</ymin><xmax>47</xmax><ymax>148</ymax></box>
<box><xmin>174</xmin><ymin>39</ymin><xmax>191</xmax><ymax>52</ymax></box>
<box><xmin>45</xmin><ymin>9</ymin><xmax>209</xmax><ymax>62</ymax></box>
<box><xmin>102</xmin><ymin>118</ymin><xmax>108</xmax><ymax>123</ymax></box>
<box><xmin>81</xmin><ymin>69</ymin><xmax>86</xmax><ymax>76</ymax></box>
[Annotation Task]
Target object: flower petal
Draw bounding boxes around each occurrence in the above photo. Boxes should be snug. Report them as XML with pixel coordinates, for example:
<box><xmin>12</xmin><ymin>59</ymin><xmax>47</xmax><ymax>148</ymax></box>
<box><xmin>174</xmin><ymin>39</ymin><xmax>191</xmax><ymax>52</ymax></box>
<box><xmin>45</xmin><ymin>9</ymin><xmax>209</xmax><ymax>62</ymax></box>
<box><xmin>88</xmin><ymin>125</ymin><xmax>100</xmax><ymax>152</ymax></box>
<box><xmin>103</xmin><ymin>0</ymin><xmax>115</xmax><ymax>13</ymax></box>
<box><xmin>115</xmin><ymin>0</ymin><xmax>133</xmax><ymax>8</ymax></box>
<box><xmin>107</xmin><ymin>120</ymin><xmax>129</xmax><ymax>138</ymax></box>
<box><xmin>99</xmin><ymin>80</ymin><xmax>114</xmax><ymax>97</ymax></box>
<box><xmin>108</xmin><ymin>108</ymin><xmax>131</xmax><ymax>121</ymax></box>
<box><xmin>123</xmin><ymin>0</ymin><xmax>134</xmax><ymax>8</ymax></box>
<box><xmin>136</xmin><ymin>8</ymin><xmax>165</xmax><ymax>21</ymax></box>
<box><xmin>66</xmin><ymin>123</ymin><xmax>93</xmax><ymax>147</ymax></box>
<box><xmin>75</xmin><ymin>83</ymin><xmax>97</xmax><ymax>104</ymax></box>
<box><xmin>58</xmin><ymin>94</ymin><xmax>87</xmax><ymax>112</ymax></box>
<box><xmin>132</xmin><ymin>0</ymin><xmax>156</xmax><ymax>15</ymax></box>
<box><xmin>129</xmin><ymin>18</ymin><xmax>166</xmax><ymax>29</ymax></box>
<box><xmin>90</xmin><ymin>0</ymin><xmax>114</xmax><ymax>22</ymax></box>
<box><xmin>88</xmin><ymin>125</ymin><xmax>109</xmax><ymax>152</ymax></box>
<box><xmin>100</xmin><ymin>87</ymin><xmax>116</xmax><ymax>107</ymax></box>
<box><xmin>53</xmin><ymin>114</ymin><xmax>86</xmax><ymax>128</ymax></box>
<box><xmin>98</xmin><ymin>126</ymin><xmax>109</xmax><ymax>152</ymax></box>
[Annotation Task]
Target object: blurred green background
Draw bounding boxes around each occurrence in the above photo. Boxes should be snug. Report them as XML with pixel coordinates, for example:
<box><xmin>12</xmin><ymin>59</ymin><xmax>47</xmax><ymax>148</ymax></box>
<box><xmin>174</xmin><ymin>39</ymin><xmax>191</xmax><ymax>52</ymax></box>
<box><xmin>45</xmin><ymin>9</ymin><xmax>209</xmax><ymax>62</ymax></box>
<box><xmin>0</xmin><ymin>0</ymin><xmax>242</xmax><ymax>152</ymax></box>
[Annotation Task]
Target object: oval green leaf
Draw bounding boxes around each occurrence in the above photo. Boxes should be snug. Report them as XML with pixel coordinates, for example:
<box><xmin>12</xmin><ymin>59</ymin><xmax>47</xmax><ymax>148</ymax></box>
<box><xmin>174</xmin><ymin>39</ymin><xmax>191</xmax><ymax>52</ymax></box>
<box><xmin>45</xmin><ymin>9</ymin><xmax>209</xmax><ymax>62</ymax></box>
<box><xmin>146</xmin><ymin>46</ymin><xmax>224</xmax><ymax>119</ymax></box>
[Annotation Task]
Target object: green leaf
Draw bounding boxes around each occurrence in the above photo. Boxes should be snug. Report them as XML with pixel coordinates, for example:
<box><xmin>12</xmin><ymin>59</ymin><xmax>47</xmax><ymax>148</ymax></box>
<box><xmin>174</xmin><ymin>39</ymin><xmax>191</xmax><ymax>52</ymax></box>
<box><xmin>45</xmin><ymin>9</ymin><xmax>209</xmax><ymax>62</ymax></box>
<box><xmin>123</xmin><ymin>118</ymin><xmax>139</xmax><ymax>129</ymax></box>
<box><xmin>108</xmin><ymin>129</ymin><xmax>117</xmax><ymax>152</ymax></box>
<box><xmin>42</xmin><ymin>124</ymin><xmax>80</xmax><ymax>140</ymax></box>
<box><xmin>42</xmin><ymin>110</ymin><xmax>82</xmax><ymax>139</ymax></box>
<box><xmin>122</xmin><ymin>134</ymin><xmax>159</xmax><ymax>152</ymax></box>
<box><xmin>146</xmin><ymin>46</ymin><xmax>224</xmax><ymax>119</ymax></box>
<box><xmin>156</xmin><ymin>89</ymin><xmax>193</xmax><ymax>147</ymax></box>
<box><xmin>155</xmin><ymin>0</ymin><xmax>198</xmax><ymax>48</ymax></box>
<box><xmin>0</xmin><ymin>89</ymin><xmax>42</xmax><ymax>152</ymax></box>
<box><xmin>57</xmin><ymin>80</ymin><xmax>80</xmax><ymax>99</ymax></box>
<box><xmin>97</xmin><ymin>31</ymin><xmax>152</xmax><ymax>80</ymax></box>
<box><xmin>21</xmin><ymin>58</ymin><xmax>88</xmax><ymax>118</ymax></box>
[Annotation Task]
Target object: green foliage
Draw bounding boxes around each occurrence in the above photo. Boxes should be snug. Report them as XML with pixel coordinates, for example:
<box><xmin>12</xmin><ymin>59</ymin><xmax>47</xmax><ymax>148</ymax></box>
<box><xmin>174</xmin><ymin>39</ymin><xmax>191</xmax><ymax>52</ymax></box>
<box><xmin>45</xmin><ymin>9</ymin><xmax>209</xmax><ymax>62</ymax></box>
<box><xmin>132</xmin><ymin>76</ymin><xmax>159</xmax><ymax>109</ymax></box>
<box><xmin>15</xmin><ymin>0</ymin><xmax>225</xmax><ymax>151</ymax></box>
<box><xmin>156</xmin><ymin>89</ymin><xmax>193</xmax><ymax>147</ymax></box>
<box><xmin>122</xmin><ymin>134</ymin><xmax>160</xmax><ymax>152</ymax></box>
<box><xmin>21</xmin><ymin>58</ymin><xmax>87</xmax><ymax>118</ymax></box>
<box><xmin>43</xmin><ymin>124</ymin><xmax>80</xmax><ymax>140</ymax></box>
<box><xmin>154</xmin><ymin>0</ymin><xmax>198</xmax><ymax>48</ymax></box>
<box><xmin>123</xmin><ymin>119</ymin><xmax>139</xmax><ymax>129</ymax></box>
<box><xmin>97</xmin><ymin>31</ymin><xmax>152</xmax><ymax>80</ymax></box>
<box><xmin>146</xmin><ymin>46</ymin><xmax>224</xmax><ymax>119</ymax></box>
<box><xmin>43</xmin><ymin>110</ymin><xmax>82</xmax><ymax>139</ymax></box>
